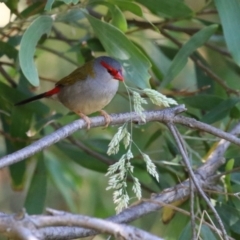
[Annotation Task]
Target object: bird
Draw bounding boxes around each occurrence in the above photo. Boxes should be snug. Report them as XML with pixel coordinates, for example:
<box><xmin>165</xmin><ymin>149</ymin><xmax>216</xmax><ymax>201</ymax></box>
<box><xmin>15</xmin><ymin>56</ymin><xmax>124</xmax><ymax>128</ymax></box>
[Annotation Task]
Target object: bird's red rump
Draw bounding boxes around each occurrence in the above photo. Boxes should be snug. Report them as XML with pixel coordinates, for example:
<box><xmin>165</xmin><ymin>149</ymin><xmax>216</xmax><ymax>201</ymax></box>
<box><xmin>45</xmin><ymin>86</ymin><xmax>61</xmax><ymax>97</ymax></box>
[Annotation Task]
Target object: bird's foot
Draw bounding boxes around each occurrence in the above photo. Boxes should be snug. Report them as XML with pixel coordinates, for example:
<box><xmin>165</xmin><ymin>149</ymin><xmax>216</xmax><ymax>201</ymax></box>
<box><xmin>100</xmin><ymin>110</ymin><xmax>111</xmax><ymax>128</ymax></box>
<box><xmin>77</xmin><ymin>112</ymin><xmax>91</xmax><ymax>129</ymax></box>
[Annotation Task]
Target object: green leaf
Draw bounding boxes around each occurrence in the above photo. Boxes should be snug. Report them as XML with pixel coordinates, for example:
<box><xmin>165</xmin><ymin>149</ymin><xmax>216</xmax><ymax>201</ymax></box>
<box><xmin>45</xmin><ymin>151</ymin><xmax>82</xmax><ymax>212</ymax></box>
<box><xmin>28</xmin><ymin>113</ymin><xmax>63</xmax><ymax>137</ymax></box>
<box><xmin>19</xmin><ymin>16</ymin><xmax>53</xmax><ymax>87</ymax></box>
<box><xmin>111</xmin><ymin>0</ymin><xmax>143</xmax><ymax>16</ymax></box>
<box><xmin>225</xmin><ymin>158</ymin><xmax>234</xmax><ymax>193</ymax></box>
<box><xmin>183</xmin><ymin>95</ymin><xmax>223</xmax><ymax>111</ymax></box>
<box><xmin>0</xmin><ymin>81</ymin><xmax>49</xmax><ymax>116</ymax></box>
<box><xmin>230</xmin><ymin>106</ymin><xmax>240</xmax><ymax>119</ymax></box>
<box><xmin>201</xmin><ymin>98</ymin><xmax>240</xmax><ymax>124</ymax></box>
<box><xmin>85</xmin><ymin>11</ymin><xmax>151</xmax><ymax>88</ymax></box>
<box><xmin>56</xmin><ymin>8</ymin><xmax>85</xmax><ymax>22</ymax></box>
<box><xmin>24</xmin><ymin>153</ymin><xmax>47</xmax><ymax>214</ymax></box>
<box><xmin>136</xmin><ymin>0</ymin><xmax>192</xmax><ymax>18</ymax></box>
<box><xmin>45</xmin><ymin>0</ymin><xmax>55</xmax><ymax>10</ymax></box>
<box><xmin>200</xmin><ymin>225</ymin><xmax>217</xmax><ymax>240</ymax></box>
<box><xmin>131</xmin><ymin>34</ymin><xmax>171</xmax><ymax>79</ymax></box>
<box><xmin>87</xmin><ymin>38</ymin><xmax>105</xmax><ymax>52</ymax></box>
<box><xmin>145</xmin><ymin>129</ymin><xmax>163</xmax><ymax>148</ymax></box>
<box><xmin>8</xmin><ymin>106</ymin><xmax>33</xmax><ymax>189</ymax></box>
<box><xmin>4</xmin><ymin>0</ymin><xmax>18</xmax><ymax>14</ymax></box>
<box><xmin>56</xmin><ymin>142</ymin><xmax>108</xmax><ymax>173</ymax></box>
<box><xmin>179</xmin><ymin>222</ymin><xmax>191</xmax><ymax>240</ymax></box>
<box><xmin>231</xmin><ymin>219</ymin><xmax>240</xmax><ymax>234</ymax></box>
<box><xmin>215</xmin><ymin>0</ymin><xmax>240</xmax><ymax>65</ymax></box>
<box><xmin>161</xmin><ymin>201</ymin><xmax>190</xmax><ymax>239</ymax></box>
<box><xmin>195</xmin><ymin>64</ymin><xmax>214</xmax><ymax>94</ymax></box>
<box><xmin>108</xmin><ymin>4</ymin><xmax>128</xmax><ymax>32</ymax></box>
<box><xmin>90</xmin><ymin>1</ymin><xmax>127</xmax><ymax>31</ymax></box>
<box><xmin>20</xmin><ymin>2</ymin><xmax>45</xmax><ymax>18</ymax></box>
<box><xmin>162</xmin><ymin>25</ymin><xmax>218</xmax><ymax>87</ymax></box>
<box><xmin>7</xmin><ymin>76</ymin><xmax>35</xmax><ymax>188</ymax></box>
<box><xmin>0</xmin><ymin>41</ymin><xmax>18</xmax><ymax>59</ymax></box>
<box><xmin>0</xmin><ymin>115</ymin><xmax>27</xmax><ymax>190</ymax></box>
<box><xmin>216</xmin><ymin>203</ymin><xmax>239</xmax><ymax>231</ymax></box>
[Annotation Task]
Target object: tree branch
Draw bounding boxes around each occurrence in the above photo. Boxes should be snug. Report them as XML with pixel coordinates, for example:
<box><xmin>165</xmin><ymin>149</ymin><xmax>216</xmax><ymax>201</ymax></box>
<box><xmin>167</xmin><ymin>123</ymin><xmax>228</xmax><ymax>240</ymax></box>
<box><xmin>0</xmin><ymin>109</ymin><xmax>239</xmax><ymax>239</ymax></box>
<box><xmin>0</xmin><ymin>209</ymin><xmax>163</xmax><ymax>240</ymax></box>
<box><xmin>1</xmin><ymin>105</ymin><xmax>240</xmax><ymax>169</ymax></box>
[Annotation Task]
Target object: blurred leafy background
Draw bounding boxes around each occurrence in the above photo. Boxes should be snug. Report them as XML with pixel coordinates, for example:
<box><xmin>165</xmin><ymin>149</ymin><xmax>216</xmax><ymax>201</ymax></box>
<box><xmin>1</xmin><ymin>0</ymin><xmax>240</xmax><ymax>239</ymax></box>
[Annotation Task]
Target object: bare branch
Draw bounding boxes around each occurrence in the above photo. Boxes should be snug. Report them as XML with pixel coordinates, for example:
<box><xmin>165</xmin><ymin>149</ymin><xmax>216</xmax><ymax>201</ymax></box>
<box><xmin>167</xmin><ymin>123</ymin><xmax>228</xmax><ymax>240</ymax></box>
<box><xmin>0</xmin><ymin>209</ymin><xmax>163</xmax><ymax>240</ymax></box>
<box><xmin>0</xmin><ymin>105</ymin><xmax>186</xmax><ymax>168</ymax></box>
<box><xmin>1</xmin><ymin>105</ymin><xmax>240</xmax><ymax>170</ymax></box>
<box><xmin>0</xmin><ymin>116</ymin><xmax>239</xmax><ymax>239</ymax></box>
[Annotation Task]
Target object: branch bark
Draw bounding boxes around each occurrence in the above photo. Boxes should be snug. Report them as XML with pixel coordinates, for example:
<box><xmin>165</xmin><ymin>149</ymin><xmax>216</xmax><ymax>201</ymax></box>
<box><xmin>0</xmin><ymin>107</ymin><xmax>239</xmax><ymax>239</ymax></box>
<box><xmin>1</xmin><ymin>105</ymin><xmax>240</xmax><ymax>169</ymax></box>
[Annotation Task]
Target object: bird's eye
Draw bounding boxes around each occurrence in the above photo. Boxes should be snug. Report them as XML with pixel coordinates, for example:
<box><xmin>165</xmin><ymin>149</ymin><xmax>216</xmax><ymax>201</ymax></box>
<box><xmin>107</xmin><ymin>68</ymin><xmax>118</xmax><ymax>76</ymax></box>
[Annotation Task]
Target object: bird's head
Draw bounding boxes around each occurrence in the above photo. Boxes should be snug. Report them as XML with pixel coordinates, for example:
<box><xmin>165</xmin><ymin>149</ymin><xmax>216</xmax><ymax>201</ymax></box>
<box><xmin>95</xmin><ymin>56</ymin><xmax>124</xmax><ymax>82</ymax></box>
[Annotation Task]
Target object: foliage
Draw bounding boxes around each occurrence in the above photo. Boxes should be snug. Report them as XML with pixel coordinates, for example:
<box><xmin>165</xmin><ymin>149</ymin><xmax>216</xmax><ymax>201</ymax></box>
<box><xmin>1</xmin><ymin>0</ymin><xmax>240</xmax><ymax>239</ymax></box>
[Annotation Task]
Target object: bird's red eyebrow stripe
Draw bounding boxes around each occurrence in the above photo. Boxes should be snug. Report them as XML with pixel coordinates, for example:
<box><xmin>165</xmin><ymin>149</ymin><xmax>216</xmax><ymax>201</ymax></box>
<box><xmin>100</xmin><ymin>61</ymin><xmax>117</xmax><ymax>74</ymax></box>
<box><xmin>100</xmin><ymin>61</ymin><xmax>111</xmax><ymax>69</ymax></box>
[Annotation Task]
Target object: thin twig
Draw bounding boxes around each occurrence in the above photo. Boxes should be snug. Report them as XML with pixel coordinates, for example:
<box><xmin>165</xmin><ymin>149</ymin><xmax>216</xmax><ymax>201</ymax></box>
<box><xmin>167</xmin><ymin>123</ymin><xmax>228</xmax><ymax>240</ymax></box>
<box><xmin>2</xmin><ymin>106</ymin><xmax>240</xmax><ymax>169</ymax></box>
<box><xmin>39</xmin><ymin>76</ymin><xmax>57</xmax><ymax>83</ymax></box>
<box><xmin>0</xmin><ymin>61</ymin><xmax>15</xmax><ymax>67</ymax></box>
<box><xmin>190</xmin><ymin>179</ymin><xmax>196</xmax><ymax>240</ymax></box>
<box><xmin>37</xmin><ymin>45</ymin><xmax>79</xmax><ymax>66</ymax></box>
<box><xmin>33</xmin><ymin>117</ymin><xmax>239</xmax><ymax>239</ymax></box>
<box><xmin>142</xmin><ymin>199</ymin><xmax>234</xmax><ymax>240</ymax></box>
<box><xmin>173</xmin><ymin>115</ymin><xmax>240</xmax><ymax>147</ymax></box>
<box><xmin>0</xmin><ymin>65</ymin><xmax>17</xmax><ymax>88</ymax></box>
<box><xmin>193</xmin><ymin>58</ymin><xmax>239</xmax><ymax>95</ymax></box>
<box><xmin>0</xmin><ymin>129</ymin><xmax>29</xmax><ymax>143</ymax></box>
<box><xmin>205</xmin><ymin>43</ymin><xmax>231</xmax><ymax>58</ymax></box>
<box><xmin>52</xmin><ymin>26</ymin><xmax>75</xmax><ymax>46</ymax></box>
<box><xmin>175</xmin><ymin>129</ymin><xmax>197</xmax><ymax>239</ymax></box>
<box><xmin>160</xmin><ymin>29</ymin><xmax>239</xmax><ymax>95</ymax></box>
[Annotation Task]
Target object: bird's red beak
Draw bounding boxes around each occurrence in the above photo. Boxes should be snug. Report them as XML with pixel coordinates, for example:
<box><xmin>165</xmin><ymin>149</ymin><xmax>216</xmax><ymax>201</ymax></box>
<box><xmin>114</xmin><ymin>71</ymin><xmax>124</xmax><ymax>81</ymax></box>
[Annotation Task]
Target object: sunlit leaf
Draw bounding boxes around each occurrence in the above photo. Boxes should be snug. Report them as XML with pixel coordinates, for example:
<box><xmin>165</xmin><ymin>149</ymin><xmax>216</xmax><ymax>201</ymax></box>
<box><xmin>112</xmin><ymin>0</ymin><xmax>143</xmax><ymax>16</ymax></box>
<box><xmin>108</xmin><ymin>4</ymin><xmax>128</xmax><ymax>32</ymax></box>
<box><xmin>225</xmin><ymin>158</ymin><xmax>234</xmax><ymax>193</ymax></box>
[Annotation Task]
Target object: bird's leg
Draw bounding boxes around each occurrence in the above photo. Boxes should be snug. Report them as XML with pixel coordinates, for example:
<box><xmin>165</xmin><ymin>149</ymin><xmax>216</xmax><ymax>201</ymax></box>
<box><xmin>76</xmin><ymin>112</ymin><xmax>91</xmax><ymax>129</ymax></box>
<box><xmin>99</xmin><ymin>110</ymin><xmax>111</xmax><ymax>128</ymax></box>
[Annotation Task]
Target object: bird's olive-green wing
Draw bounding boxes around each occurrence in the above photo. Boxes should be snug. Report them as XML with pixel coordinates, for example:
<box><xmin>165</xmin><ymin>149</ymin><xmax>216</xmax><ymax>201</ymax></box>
<box><xmin>56</xmin><ymin>60</ymin><xmax>95</xmax><ymax>86</ymax></box>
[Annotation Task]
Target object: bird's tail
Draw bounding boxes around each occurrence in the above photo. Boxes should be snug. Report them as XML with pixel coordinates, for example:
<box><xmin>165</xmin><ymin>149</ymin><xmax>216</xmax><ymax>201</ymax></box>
<box><xmin>14</xmin><ymin>86</ymin><xmax>61</xmax><ymax>106</ymax></box>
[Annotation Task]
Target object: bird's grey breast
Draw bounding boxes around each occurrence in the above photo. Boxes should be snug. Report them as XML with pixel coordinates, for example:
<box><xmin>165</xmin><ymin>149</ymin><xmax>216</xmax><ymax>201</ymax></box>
<box><xmin>57</xmin><ymin>77</ymin><xmax>119</xmax><ymax>115</ymax></box>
